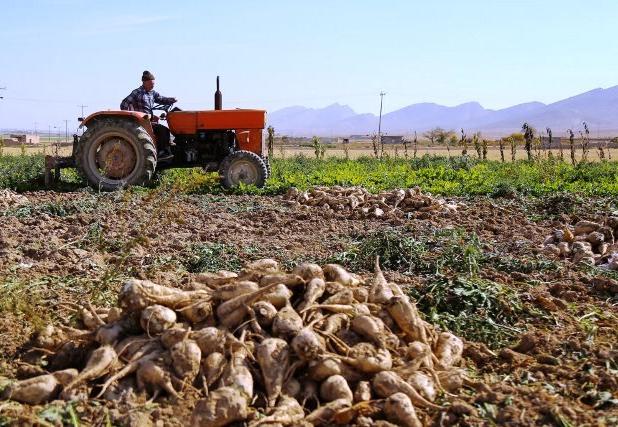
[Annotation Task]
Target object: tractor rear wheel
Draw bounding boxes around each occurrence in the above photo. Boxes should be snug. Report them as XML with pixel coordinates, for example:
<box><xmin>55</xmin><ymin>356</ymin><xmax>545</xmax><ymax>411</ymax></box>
<box><xmin>264</xmin><ymin>156</ymin><xmax>272</xmax><ymax>179</ymax></box>
<box><xmin>75</xmin><ymin>118</ymin><xmax>157</xmax><ymax>191</ymax></box>
<box><xmin>219</xmin><ymin>150</ymin><xmax>268</xmax><ymax>188</ymax></box>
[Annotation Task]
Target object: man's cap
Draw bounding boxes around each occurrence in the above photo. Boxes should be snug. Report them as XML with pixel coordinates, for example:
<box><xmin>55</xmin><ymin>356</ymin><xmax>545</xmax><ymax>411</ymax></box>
<box><xmin>142</xmin><ymin>70</ymin><xmax>155</xmax><ymax>81</ymax></box>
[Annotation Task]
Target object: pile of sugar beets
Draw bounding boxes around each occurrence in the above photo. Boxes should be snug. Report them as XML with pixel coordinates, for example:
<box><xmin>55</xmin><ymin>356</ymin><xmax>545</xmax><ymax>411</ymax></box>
<box><xmin>2</xmin><ymin>259</ymin><xmax>467</xmax><ymax>426</ymax></box>
<box><xmin>285</xmin><ymin>186</ymin><xmax>459</xmax><ymax>219</ymax></box>
<box><xmin>543</xmin><ymin>218</ymin><xmax>618</xmax><ymax>269</ymax></box>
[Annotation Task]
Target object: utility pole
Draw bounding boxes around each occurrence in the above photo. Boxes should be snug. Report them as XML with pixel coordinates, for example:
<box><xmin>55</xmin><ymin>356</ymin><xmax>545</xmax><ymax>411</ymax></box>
<box><xmin>378</xmin><ymin>91</ymin><xmax>386</xmax><ymax>156</ymax></box>
<box><xmin>64</xmin><ymin>120</ymin><xmax>69</xmax><ymax>143</ymax></box>
<box><xmin>78</xmin><ymin>105</ymin><xmax>88</xmax><ymax>118</ymax></box>
<box><xmin>0</xmin><ymin>86</ymin><xmax>6</xmax><ymax>99</ymax></box>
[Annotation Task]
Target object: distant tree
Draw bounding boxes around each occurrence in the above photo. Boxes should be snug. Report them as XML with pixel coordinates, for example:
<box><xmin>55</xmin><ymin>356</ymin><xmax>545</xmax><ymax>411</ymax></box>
<box><xmin>509</xmin><ymin>132</ymin><xmax>525</xmax><ymax>161</ymax></box>
<box><xmin>371</xmin><ymin>134</ymin><xmax>379</xmax><ymax>158</ymax></box>
<box><xmin>435</xmin><ymin>129</ymin><xmax>456</xmax><ymax>157</ymax></box>
<box><xmin>567</xmin><ymin>129</ymin><xmax>576</xmax><ymax>165</ymax></box>
<box><xmin>401</xmin><ymin>136</ymin><xmax>409</xmax><ymax>159</ymax></box>
<box><xmin>607</xmin><ymin>137</ymin><xmax>618</xmax><ymax>160</ymax></box>
<box><xmin>535</xmin><ymin>134</ymin><xmax>542</xmax><ymax>161</ymax></box>
<box><xmin>602</xmin><ymin>137</ymin><xmax>611</xmax><ymax>160</ymax></box>
<box><xmin>312</xmin><ymin>136</ymin><xmax>325</xmax><ymax>159</ymax></box>
<box><xmin>460</xmin><ymin>129</ymin><xmax>468</xmax><ymax>156</ymax></box>
<box><xmin>472</xmin><ymin>132</ymin><xmax>482</xmax><ymax>158</ymax></box>
<box><xmin>481</xmin><ymin>138</ymin><xmax>489</xmax><ymax>160</ymax></box>
<box><xmin>413</xmin><ymin>131</ymin><xmax>418</xmax><ymax>159</ymax></box>
<box><xmin>498</xmin><ymin>136</ymin><xmax>507</xmax><ymax>162</ymax></box>
<box><xmin>449</xmin><ymin>134</ymin><xmax>459</xmax><ymax>157</ymax></box>
<box><xmin>546</xmin><ymin>127</ymin><xmax>556</xmax><ymax>160</ymax></box>
<box><xmin>522</xmin><ymin>122</ymin><xmax>535</xmax><ymax>161</ymax></box>
<box><xmin>580</xmin><ymin>122</ymin><xmax>590</xmax><ymax>163</ymax></box>
<box><xmin>267</xmin><ymin>126</ymin><xmax>275</xmax><ymax>158</ymax></box>
<box><xmin>342</xmin><ymin>138</ymin><xmax>350</xmax><ymax>160</ymax></box>
<box><xmin>423</xmin><ymin>127</ymin><xmax>445</xmax><ymax>146</ymax></box>
<box><xmin>597</xmin><ymin>140</ymin><xmax>606</xmax><ymax>160</ymax></box>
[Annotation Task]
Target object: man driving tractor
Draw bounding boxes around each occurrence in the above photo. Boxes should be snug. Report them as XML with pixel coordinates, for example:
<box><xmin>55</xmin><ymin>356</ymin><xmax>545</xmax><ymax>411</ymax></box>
<box><xmin>120</xmin><ymin>70</ymin><xmax>177</xmax><ymax>160</ymax></box>
<box><xmin>47</xmin><ymin>73</ymin><xmax>269</xmax><ymax>191</ymax></box>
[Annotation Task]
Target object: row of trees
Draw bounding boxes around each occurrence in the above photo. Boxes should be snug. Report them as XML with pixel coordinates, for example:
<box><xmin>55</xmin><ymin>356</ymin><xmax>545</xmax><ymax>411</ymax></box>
<box><xmin>266</xmin><ymin>123</ymin><xmax>616</xmax><ymax>164</ymax></box>
<box><xmin>422</xmin><ymin>128</ymin><xmax>489</xmax><ymax>159</ymax></box>
<box><xmin>419</xmin><ymin>122</ymin><xmax>614</xmax><ymax>164</ymax></box>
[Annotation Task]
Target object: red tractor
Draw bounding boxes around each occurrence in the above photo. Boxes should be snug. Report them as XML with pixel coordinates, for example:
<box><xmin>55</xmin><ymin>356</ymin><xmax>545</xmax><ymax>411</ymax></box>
<box><xmin>46</xmin><ymin>78</ymin><xmax>269</xmax><ymax>190</ymax></box>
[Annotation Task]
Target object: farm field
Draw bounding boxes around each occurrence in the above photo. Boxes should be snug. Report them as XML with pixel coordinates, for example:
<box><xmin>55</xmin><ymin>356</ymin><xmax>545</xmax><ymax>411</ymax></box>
<box><xmin>282</xmin><ymin>146</ymin><xmax>618</xmax><ymax>162</ymax></box>
<box><xmin>6</xmin><ymin>143</ymin><xmax>618</xmax><ymax>163</ymax></box>
<box><xmin>0</xmin><ymin>154</ymin><xmax>617</xmax><ymax>426</ymax></box>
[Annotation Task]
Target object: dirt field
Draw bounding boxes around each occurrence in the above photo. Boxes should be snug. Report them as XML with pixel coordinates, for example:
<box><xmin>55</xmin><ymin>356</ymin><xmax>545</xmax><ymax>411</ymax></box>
<box><xmin>0</xmin><ymin>188</ymin><xmax>616</xmax><ymax>426</ymax></box>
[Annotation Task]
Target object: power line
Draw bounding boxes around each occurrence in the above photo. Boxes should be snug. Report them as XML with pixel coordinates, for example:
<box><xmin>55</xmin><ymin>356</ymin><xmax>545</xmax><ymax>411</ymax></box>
<box><xmin>78</xmin><ymin>105</ymin><xmax>88</xmax><ymax>117</ymax></box>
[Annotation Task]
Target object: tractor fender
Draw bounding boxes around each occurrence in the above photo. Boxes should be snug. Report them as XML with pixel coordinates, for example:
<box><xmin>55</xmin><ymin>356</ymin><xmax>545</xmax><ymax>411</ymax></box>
<box><xmin>79</xmin><ymin>111</ymin><xmax>155</xmax><ymax>139</ymax></box>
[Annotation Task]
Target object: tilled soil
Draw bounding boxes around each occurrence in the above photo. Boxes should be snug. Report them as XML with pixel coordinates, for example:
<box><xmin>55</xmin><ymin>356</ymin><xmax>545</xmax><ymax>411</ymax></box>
<box><xmin>0</xmin><ymin>189</ymin><xmax>616</xmax><ymax>426</ymax></box>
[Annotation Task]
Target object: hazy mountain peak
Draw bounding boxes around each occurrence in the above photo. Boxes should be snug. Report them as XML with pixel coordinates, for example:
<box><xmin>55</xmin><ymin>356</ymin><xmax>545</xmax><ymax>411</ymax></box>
<box><xmin>267</xmin><ymin>86</ymin><xmax>618</xmax><ymax>137</ymax></box>
<box><xmin>456</xmin><ymin>101</ymin><xmax>484</xmax><ymax>108</ymax></box>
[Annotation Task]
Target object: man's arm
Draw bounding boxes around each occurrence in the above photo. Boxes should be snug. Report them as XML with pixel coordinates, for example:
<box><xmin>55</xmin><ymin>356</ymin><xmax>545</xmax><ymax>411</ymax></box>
<box><xmin>153</xmin><ymin>91</ymin><xmax>177</xmax><ymax>105</ymax></box>
<box><xmin>120</xmin><ymin>90</ymin><xmax>137</xmax><ymax>110</ymax></box>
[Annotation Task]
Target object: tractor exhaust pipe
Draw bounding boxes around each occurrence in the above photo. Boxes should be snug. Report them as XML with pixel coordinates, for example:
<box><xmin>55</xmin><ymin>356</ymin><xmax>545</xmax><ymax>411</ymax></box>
<box><xmin>214</xmin><ymin>76</ymin><xmax>222</xmax><ymax>110</ymax></box>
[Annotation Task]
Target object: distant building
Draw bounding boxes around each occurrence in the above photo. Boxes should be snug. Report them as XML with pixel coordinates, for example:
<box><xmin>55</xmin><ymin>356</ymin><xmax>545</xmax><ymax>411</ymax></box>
<box><xmin>380</xmin><ymin>135</ymin><xmax>404</xmax><ymax>145</ymax></box>
<box><xmin>8</xmin><ymin>134</ymin><xmax>40</xmax><ymax>145</ymax></box>
<box><xmin>545</xmin><ymin>137</ymin><xmax>561</xmax><ymax>148</ymax></box>
<box><xmin>1</xmin><ymin>137</ymin><xmax>19</xmax><ymax>145</ymax></box>
<box><xmin>349</xmin><ymin>134</ymin><xmax>372</xmax><ymax>141</ymax></box>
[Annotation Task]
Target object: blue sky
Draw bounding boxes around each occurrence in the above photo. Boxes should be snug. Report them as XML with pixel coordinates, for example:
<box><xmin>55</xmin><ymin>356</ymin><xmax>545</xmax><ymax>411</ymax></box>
<box><xmin>1</xmin><ymin>0</ymin><xmax>618</xmax><ymax>131</ymax></box>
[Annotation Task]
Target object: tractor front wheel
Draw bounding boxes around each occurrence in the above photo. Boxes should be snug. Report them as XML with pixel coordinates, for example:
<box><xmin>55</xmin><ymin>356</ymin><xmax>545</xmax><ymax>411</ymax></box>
<box><xmin>219</xmin><ymin>150</ymin><xmax>268</xmax><ymax>188</ymax></box>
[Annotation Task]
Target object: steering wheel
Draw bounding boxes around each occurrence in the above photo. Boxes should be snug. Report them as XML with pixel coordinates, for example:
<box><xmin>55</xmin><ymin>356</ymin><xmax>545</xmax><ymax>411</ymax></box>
<box><xmin>152</xmin><ymin>103</ymin><xmax>174</xmax><ymax>113</ymax></box>
<box><xmin>152</xmin><ymin>103</ymin><xmax>177</xmax><ymax>120</ymax></box>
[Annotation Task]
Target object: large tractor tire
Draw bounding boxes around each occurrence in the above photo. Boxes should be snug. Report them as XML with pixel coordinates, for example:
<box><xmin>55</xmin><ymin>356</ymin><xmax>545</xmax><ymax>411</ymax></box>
<box><xmin>219</xmin><ymin>150</ymin><xmax>268</xmax><ymax>189</ymax></box>
<box><xmin>263</xmin><ymin>156</ymin><xmax>272</xmax><ymax>179</ymax></box>
<box><xmin>75</xmin><ymin>118</ymin><xmax>157</xmax><ymax>191</ymax></box>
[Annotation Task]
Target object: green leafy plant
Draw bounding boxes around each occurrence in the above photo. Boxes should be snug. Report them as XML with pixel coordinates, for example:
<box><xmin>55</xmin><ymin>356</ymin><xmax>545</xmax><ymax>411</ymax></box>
<box><xmin>409</xmin><ymin>275</ymin><xmax>536</xmax><ymax>348</ymax></box>
<box><xmin>184</xmin><ymin>242</ymin><xmax>241</xmax><ymax>273</ymax></box>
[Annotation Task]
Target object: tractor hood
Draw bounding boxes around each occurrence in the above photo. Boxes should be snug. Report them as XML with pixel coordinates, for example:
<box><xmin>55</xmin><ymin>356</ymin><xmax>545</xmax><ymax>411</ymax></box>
<box><xmin>167</xmin><ymin>109</ymin><xmax>266</xmax><ymax>135</ymax></box>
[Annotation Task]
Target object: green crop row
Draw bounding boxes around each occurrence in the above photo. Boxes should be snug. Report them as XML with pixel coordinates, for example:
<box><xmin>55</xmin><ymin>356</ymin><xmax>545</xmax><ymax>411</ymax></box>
<box><xmin>2</xmin><ymin>153</ymin><xmax>618</xmax><ymax>196</ymax></box>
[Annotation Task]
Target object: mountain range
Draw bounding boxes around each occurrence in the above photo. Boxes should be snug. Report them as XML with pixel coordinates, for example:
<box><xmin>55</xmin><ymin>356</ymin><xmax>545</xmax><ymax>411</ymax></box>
<box><xmin>268</xmin><ymin>86</ymin><xmax>618</xmax><ymax>137</ymax></box>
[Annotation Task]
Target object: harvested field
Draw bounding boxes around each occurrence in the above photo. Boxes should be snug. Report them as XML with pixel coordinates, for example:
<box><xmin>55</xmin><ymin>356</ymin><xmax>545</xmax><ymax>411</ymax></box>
<box><xmin>0</xmin><ymin>183</ymin><xmax>617</xmax><ymax>426</ymax></box>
